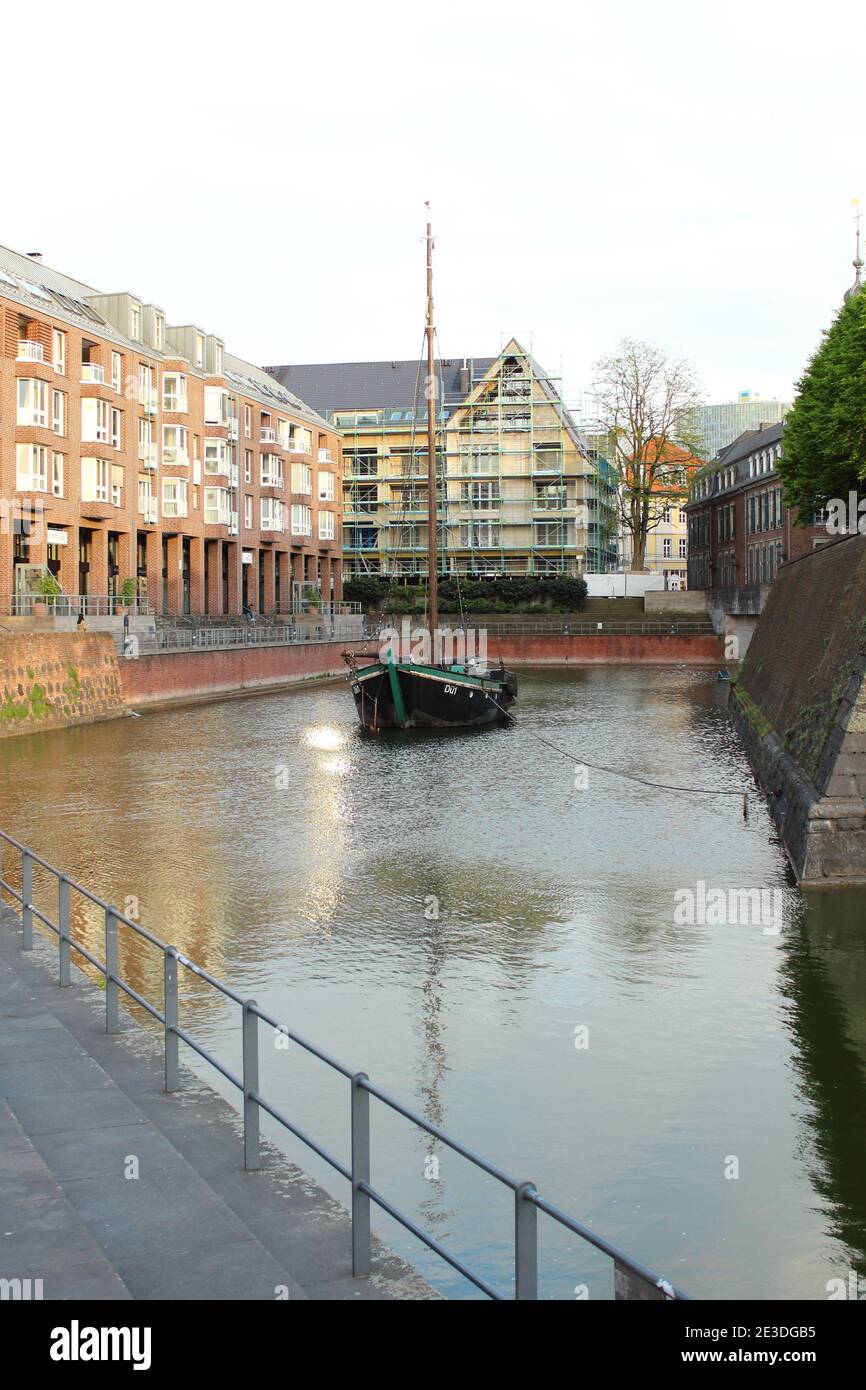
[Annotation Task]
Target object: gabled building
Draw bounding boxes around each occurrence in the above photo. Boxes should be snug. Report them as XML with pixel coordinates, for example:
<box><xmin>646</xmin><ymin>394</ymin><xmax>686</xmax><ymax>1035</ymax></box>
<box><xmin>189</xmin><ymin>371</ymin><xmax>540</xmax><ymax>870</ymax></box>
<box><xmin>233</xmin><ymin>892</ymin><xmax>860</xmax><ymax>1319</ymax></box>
<box><xmin>684</xmin><ymin>421</ymin><xmax>829</xmax><ymax>591</ymax></box>
<box><xmin>268</xmin><ymin>340</ymin><xmax>617</xmax><ymax>578</ymax></box>
<box><xmin>0</xmin><ymin>243</ymin><xmax>342</xmax><ymax>617</ymax></box>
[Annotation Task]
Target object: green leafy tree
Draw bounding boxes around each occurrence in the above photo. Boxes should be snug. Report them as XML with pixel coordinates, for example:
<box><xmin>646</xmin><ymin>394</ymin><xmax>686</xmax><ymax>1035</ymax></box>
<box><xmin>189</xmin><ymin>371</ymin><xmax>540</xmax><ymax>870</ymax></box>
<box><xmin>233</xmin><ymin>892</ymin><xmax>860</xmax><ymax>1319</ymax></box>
<box><xmin>778</xmin><ymin>290</ymin><xmax>866</xmax><ymax>518</ymax></box>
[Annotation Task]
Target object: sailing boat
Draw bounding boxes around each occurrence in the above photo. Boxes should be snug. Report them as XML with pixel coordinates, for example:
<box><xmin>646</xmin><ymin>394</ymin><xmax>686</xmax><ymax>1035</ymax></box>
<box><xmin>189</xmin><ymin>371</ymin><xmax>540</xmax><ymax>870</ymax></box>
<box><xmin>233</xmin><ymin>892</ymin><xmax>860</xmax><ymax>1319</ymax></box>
<box><xmin>343</xmin><ymin>216</ymin><xmax>518</xmax><ymax>731</ymax></box>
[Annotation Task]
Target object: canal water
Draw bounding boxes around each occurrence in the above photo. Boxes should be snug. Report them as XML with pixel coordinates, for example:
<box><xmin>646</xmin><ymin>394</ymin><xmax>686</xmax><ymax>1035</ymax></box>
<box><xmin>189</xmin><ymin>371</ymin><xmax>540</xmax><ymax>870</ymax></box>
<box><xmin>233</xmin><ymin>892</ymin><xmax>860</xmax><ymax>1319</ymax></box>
<box><xmin>1</xmin><ymin>667</ymin><xmax>865</xmax><ymax>1300</ymax></box>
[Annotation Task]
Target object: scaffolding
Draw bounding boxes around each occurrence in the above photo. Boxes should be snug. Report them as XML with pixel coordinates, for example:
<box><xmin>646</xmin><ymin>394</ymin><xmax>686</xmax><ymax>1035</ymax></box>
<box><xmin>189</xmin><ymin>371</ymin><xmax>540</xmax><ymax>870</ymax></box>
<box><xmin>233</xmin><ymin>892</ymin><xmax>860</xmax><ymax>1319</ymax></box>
<box><xmin>339</xmin><ymin>344</ymin><xmax>618</xmax><ymax>579</ymax></box>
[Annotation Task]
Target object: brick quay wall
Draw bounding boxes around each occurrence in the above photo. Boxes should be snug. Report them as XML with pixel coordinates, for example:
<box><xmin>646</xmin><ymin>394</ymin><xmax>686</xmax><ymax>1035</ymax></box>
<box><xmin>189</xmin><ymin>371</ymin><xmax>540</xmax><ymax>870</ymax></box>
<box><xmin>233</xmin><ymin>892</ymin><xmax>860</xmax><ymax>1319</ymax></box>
<box><xmin>0</xmin><ymin>632</ymin><xmax>124</xmax><ymax>738</ymax></box>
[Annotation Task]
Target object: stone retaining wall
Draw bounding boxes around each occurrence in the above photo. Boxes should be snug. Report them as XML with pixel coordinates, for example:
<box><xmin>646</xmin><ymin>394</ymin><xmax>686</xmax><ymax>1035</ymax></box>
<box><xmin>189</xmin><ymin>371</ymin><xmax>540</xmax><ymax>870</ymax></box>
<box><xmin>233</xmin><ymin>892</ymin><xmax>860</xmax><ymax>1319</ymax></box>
<box><xmin>732</xmin><ymin>534</ymin><xmax>866</xmax><ymax>885</ymax></box>
<box><xmin>0</xmin><ymin>633</ymin><xmax>125</xmax><ymax>738</ymax></box>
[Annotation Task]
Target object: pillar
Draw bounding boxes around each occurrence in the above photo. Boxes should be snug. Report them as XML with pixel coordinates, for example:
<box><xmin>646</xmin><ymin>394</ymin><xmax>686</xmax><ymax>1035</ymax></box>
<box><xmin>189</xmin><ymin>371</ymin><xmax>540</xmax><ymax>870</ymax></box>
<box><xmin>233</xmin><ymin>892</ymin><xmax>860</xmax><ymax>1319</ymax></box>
<box><xmin>261</xmin><ymin>548</ymin><xmax>275</xmax><ymax>615</ymax></box>
<box><xmin>206</xmin><ymin>539</ymin><xmax>223</xmax><ymax>615</ymax></box>
<box><xmin>188</xmin><ymin>535</ymin><xmax>205</xmax><ymax>616</ymax></box>
<box><xmin>165</xmin><ymin>533</ymin><xmax>183</xmax><ymax>615</ymax></box>
<box><xmin>225</xmin><ymin>541</ymin><xmax>241</xmax><ymax>616</ymax></box>
<box><xmin>89</xmin><ymin>528</ymin><xmax>109</xmax><ymax>601</ymax></box>
<box><xmin>276</xmin><ymin>551</ymin><xmax>290</xmax><ymax>615</ymax></box>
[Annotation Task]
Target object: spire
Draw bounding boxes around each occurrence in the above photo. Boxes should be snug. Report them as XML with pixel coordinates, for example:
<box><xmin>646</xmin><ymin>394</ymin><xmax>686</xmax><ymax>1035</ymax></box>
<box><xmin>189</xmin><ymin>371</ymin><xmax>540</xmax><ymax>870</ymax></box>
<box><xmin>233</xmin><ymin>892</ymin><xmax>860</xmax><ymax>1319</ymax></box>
<box><xmin>844</xmin><ymin>197</ymin><xmax>863</xmax><ymax>302</ymax></box>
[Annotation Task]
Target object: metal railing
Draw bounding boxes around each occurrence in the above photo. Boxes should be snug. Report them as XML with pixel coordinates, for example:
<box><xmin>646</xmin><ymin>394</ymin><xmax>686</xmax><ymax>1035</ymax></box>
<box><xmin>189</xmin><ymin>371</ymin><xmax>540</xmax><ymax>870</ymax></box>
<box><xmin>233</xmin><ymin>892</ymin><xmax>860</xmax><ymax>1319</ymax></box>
<box><xmin>155</xmin><ymin>620</ymin><xmax>362</xmax><ymax>651</ymax></box>
<box><xmin>0</xmin><ymin>827</ymin><xmax>688</xmax><ymax>1302</ymax></box>
<box><xmin>0</xmin><ymin>594</ymin><xmax>153</xmax><ymax>618</ymax></box>
<box><xmin>372</xmin><ymin>616</ymin><xmax>714</xmax><ymax>637</ymax></box>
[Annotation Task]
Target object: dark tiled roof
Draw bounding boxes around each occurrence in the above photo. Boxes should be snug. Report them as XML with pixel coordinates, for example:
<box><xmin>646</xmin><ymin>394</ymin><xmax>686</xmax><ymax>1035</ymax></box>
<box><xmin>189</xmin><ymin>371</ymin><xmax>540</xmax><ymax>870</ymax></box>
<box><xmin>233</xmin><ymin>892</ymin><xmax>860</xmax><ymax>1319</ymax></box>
<box><xmin>265</xmin><ymin>358</ymin><xmax>496</xmax><ymax>417</ymax></box>
<box><xmin>715</xmin><ymin>420</ymin><xmax>784</xmax><ymax>466</ymax></box>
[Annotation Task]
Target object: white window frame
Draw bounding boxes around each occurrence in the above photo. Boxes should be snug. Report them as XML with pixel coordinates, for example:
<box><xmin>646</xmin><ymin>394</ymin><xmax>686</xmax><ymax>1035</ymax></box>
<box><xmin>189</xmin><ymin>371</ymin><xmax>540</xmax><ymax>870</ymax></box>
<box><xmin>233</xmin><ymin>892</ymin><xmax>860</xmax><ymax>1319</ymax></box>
<box><xmin>111</xmin><ymin>351</ymin><xmax>122</xmax><ymax>392</ymax></box>
<box><xmin>244</xmin><ymin>494</ymin><xmax>253</xmax><ymax>529</ymax></box>
<box><xmin>163</xmin><ymin>424</ymin><xmax>189</xmax><ymax>465</ymax></box>
<box><xmin>82</xmin><ymin>397</ymin><xmax>110</xmax><ymax>444</ymax></box>
<box><xmin>52</xmin><ymin>329</ymin><xmax>66</xmax><ymax>374</ymax></box>
<box><xmin>110</xmin><ymin>407</ymin><xmax>122</xmax><ymax>451</ymax></box>
<box><xmin>52</xmin><ymin>389</ymin><xmax>65</xmax><ymax>436</ymax></box>
<box><xmin>318</xmin><ymin>510</ymin><xmax>335</xmax><ymax>540</ymax></box>
<box><xmin>162</xmin><ymin>373</ymin><xmax>188</xmax><ymax>413</ymax></box>
<box><xmin>261</xmin><ymin>454</ymin><xmax>284</xmax><ymax>488</ymax></box>
<box><xmin>290</xmin><ymin>504</ymin><xmax>312</xmax><ymax>537</ymax></box>
<box><xmin>17</xmin><ymin>378</ymin><xmax>49</xmax><ymax>428</ymax></box>
<box><xmin>16</xmin><ymin>444</ymin><xmax>49</xmax><ymax>492</ymax></box>
<box><xmin>162</xmin><ymin>478</ymin><xmax>188</xmax><ymax>517</ymax></box>
<box><xmin>81</xmin><ymin>457</ymin><xmax>110</xmax><ymax>503</ymax></box>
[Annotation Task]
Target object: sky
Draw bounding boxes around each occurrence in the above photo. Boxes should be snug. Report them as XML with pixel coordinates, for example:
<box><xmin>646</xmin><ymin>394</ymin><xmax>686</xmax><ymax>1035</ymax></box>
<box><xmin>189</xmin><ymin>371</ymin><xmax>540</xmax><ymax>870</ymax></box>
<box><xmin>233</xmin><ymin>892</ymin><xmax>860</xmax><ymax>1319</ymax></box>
<box><xmin>4</xmin><ymin>0</ymin><xmax>862</xmax><ymax>414</ymax></box>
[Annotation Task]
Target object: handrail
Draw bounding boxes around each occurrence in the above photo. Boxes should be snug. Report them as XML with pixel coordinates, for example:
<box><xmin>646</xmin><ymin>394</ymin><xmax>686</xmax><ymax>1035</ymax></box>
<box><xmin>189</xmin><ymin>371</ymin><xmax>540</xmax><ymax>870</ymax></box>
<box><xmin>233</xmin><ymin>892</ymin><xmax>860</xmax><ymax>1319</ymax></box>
<box><xmin>0</xmin><ymin>827</ymin><xmax>690</xmax><ymax>1302</ymax></box>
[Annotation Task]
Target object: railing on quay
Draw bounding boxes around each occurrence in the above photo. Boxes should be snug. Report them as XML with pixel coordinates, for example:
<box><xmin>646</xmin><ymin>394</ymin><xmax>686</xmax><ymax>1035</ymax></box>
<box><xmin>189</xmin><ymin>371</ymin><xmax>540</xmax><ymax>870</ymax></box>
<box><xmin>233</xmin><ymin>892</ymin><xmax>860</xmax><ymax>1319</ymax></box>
<box><xmin>0</xmin><ymin>827</ymin><xmax>689</xmax><ymax>1302</ymax></box>
<box><xmin>0</xmin><ymin>594</ymin><xmax>153</xmax><ymax>619</ymax></box>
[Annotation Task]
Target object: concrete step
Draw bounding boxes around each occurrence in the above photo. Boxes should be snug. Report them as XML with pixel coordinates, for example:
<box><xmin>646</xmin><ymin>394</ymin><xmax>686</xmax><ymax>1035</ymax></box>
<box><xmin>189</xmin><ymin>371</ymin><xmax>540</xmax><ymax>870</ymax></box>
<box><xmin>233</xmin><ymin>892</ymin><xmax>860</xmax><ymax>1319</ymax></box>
<box><xmin>0</xmin><ymin>908</ymin><xmax>435</xmax><ymax>1301</ymax></box>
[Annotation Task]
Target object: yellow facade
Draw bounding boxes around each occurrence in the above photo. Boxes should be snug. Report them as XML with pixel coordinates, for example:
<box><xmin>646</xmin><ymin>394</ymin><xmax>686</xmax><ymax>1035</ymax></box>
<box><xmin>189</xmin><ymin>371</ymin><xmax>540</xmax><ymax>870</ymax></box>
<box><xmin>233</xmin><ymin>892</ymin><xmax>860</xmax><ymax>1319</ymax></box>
<box><xmin>339</xmin><ymin>342</ymin><xmax>616</xmax><ymax>577</ymax></box>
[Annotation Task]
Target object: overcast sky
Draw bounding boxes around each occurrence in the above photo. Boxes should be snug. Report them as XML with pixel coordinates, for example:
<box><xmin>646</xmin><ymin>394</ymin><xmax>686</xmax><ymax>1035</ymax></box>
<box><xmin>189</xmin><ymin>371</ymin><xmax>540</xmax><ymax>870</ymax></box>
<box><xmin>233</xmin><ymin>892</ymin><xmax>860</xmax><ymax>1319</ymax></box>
<box><xmin>5</xmin><ymin>1</ymin><xmax>861</xmax><ymax>412</ymax></box>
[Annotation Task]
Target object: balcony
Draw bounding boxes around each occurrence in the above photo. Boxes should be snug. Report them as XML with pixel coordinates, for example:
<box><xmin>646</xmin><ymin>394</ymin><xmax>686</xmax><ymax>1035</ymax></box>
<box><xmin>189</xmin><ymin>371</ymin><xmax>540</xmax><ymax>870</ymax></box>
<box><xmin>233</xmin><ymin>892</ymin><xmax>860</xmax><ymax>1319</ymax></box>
<box><xmin>17</xmin><ymin>340</ymin><xmax>45</xmax><ymax>363</ymax></box>
<box><xmin>260</xmin><ymin>427</ymin><xmax>277</xmax><ymax>444</ymax></box>
<box><xmin>163</xmin><ymin>395</ymin><xmax>189</xmax><ymax>414</ymax></box>
<box><xmin>228</xmin><ymin>419</ymin><xmax>239</xmax><ymax>441</ymax></box>
<box><xmin>139</xmin><ymin>499</ymin><xmax>158</xmax><ymax>524</ymax></box>
<box><xmin>318</xmin><ymin>448</ymin><xmax>333</xmax><ymax>464</ymax></box>
<box><xmin>228</xmin><ymin>512</ymin><xmax>239</xmax><ymax>536</ymax></box>
<box><xmin>139</xmin><ymin>389</ymin><xmax>159</xmax><ymax>415</ymax></box>
<box><xmin>289</xmin><ymin>438</ymin><xmax>312</xmax><ymax>455</ymax></box>
<box><xmin>138</xmin><ymin>442</ymin><xmax>158</xmax><ymax>469</ymax></box>
<box><xmin>81</xmin><ymin>363</ymin><xmax>106</xmax><ymax>384</ymax></box>
<box><xmin>163</xmin><ymin>449</ymin><xmax>189</xmax><ymax>468</ymax></box>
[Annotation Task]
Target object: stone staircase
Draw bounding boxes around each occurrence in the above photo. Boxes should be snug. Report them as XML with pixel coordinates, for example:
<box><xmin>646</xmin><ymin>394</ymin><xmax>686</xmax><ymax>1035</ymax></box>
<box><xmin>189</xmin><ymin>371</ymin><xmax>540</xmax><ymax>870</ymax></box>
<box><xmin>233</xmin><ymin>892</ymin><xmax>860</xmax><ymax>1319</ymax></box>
<box><xmin>0</xmin><ymin>908</ymin><xmax>435</xmax><ymax>1301</ymax></box>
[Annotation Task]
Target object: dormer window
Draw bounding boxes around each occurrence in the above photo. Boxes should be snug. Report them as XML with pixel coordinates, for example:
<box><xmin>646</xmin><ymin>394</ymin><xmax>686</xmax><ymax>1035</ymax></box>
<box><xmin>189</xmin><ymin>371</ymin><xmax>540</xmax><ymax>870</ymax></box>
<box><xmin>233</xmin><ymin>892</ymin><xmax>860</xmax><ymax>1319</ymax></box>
<box><xmin>195</xmin><ymin>333</ymin><xmax>205</xmax><ymax>368</ymax></box>
<box><xmin>155</xmin><ymin>314</ymin><xmax>164</xmax><ymax>350</ymax></box>
<box><xmin>130</xmin><ymin>304</ymin><xmax>141</xmax><ymax>340</ymax></box>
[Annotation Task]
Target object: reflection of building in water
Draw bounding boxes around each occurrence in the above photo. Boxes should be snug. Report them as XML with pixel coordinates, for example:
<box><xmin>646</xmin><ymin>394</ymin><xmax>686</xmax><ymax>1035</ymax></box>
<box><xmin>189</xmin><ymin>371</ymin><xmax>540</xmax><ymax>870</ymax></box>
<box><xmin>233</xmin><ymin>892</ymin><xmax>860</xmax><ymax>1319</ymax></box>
<box><xmin>781</xmin><ymin>893</ymin><xmax>866</xmax><ymax>1276</ymax></box>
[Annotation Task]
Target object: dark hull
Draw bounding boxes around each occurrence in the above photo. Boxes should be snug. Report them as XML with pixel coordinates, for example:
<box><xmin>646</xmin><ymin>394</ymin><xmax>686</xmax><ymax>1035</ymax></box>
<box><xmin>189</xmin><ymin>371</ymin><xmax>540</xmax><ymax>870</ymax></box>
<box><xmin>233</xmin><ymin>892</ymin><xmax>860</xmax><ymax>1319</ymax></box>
<box><xmin>349</xmin><ymin>662</ymin><xmax>517</xmax><ymax>730</ymax></box>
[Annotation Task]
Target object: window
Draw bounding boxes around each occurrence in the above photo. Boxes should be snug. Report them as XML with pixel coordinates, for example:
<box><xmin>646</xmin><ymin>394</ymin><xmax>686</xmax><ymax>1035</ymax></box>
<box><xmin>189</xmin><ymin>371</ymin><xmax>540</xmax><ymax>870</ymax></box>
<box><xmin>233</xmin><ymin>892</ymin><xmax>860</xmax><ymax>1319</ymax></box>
<box><xmin>162</xmin><ymin>479</ymin><xmax>188</xmax><ymax>517</ymax></box>
<box><xmin>82</xmin><ymin>398</ymin><xmax>110</xmax><ymax>443</ymax></box>
<box><xmin>139</xmin><ymin>363</ymin><xmax>154</xmax><ymax>407</ymax></box>
<box><xmin>154</xmin><ymin>314</ymin><xmax>164</xmax><ymax>350</ymax></box>
<box><xmin>81</xmin><ymin>457</ymin><xmax>110</xmax><ymax>502</ymax></box>
<box><xmin>290</xmin><ymin>462</ymin><xmax>311</xmax><ymax>493</ymax></box>
<box><xmin>111</xmin><ymin>464</ymin><xmax>124</xmax><ymax>507</ymax></box>
<box><xmin>130</xmin><ymin>304</ymin><xmax>141</xmax><ymax>340</ymax></box>
<box><xmin>291</xmin><ymin>428</ymin><xmax>312</xmax><ymax>454</ymax></box>
<box><xmin>461</xmin><ymin>521</ymin><xmax>500</xmax><ymax>547</ymax></box>
<box><xmin>111</xmin><ymin>352</ymin><xmax>122</xmax><ymax>392</ymax></box>
<box><xmin>244</xmin><ymin>495</ymin><xmax>253</xmax><ymax>529</ymax></box>
<box><xmin>205</xmin><ymin>387</ymin><xmax>231</xmax><ymax>425</ymax></box>
<box><xmin>262</xmin><ymin>455</ymin><xmax>284</xmax><ymax>487</ymax></box>
<box><xmin>204</xmin><ymin>438</ymin><xmax>230</xmax><ymax>474</ymax></box>
<box><xmin>163</xmin><ymin>424</ymin><xmax>189</xmax><ymax>464</ymax></box>
<box><xmin>244</xmin><ymin>450</ymin><xmax>252</xmax><ymax>483</ymax></box>
<box><xmin>16</xmin><ymin>444</ymin><xmax>49</xmax><ymax>491</ymax></box>
<box><xmin>261</xmin><ymin>497</ymin><xmax>285</xmax><ymax>531</ymax></box>
<box><xmin>52</xmin><ymin>390</ymin><xmax>65</xmax><ymax>435</ymax></box>
<box><xmin>138</xmin><ymin>478</ymin><xmax>156</xmax><ymax>519</ymax></box>
<box><xmin>17</xmin><ymin>378</ymin><xmax>49</xmax><ymax>427</ymax></box>
<box><xmin>291</xmin><ymin>504</ymin><xmax>312</xmax><ymax>537</ymax></box>
<box><xmin>461</xmin><ymin>480</ymin><xmax>500</xmax><ymax>510</ymax></box>
<box><xmin>679</xmin><ymin>538</ymin><xmax>687</xmax><ymax>559</ymax></box>
<box><xmin>110</xmin><ymin>407</ymin><xmax>122</xmax><ymax>450</ymax></box>
<box><xmin>162</xmin><ymin>373</ymin><xmax>188</xmax><ymax>412</ymax></box>
<box><xmin>345</xmin><ymin>448</ymin><xmax>378</xmax><ymax>477</ymax></box>
<box><xmin>244</xmin><ymin>404</ymin><xmax>251</xmax><ymax>438</ymax></box>
<box><xmin>535</xmin><ymin>522</ymin><xmax>568</xmax><ymax>546</ymax></box>
<box><xmin>52</xmin><ymin>329</ymin><xmax>66</xmax><ymax>374</ymax></box>
<box><xmin>52</xmin><ymin>452</ymin><xmax>64</xmax><ymax>497</ymax></box>
<box><xmin>195</xmin><ymin>333</ymin><xmax>205</xmax><ymax>368</ymax></box>
<box><xmin>318</xmin><ymin>473</ymin><xmax>335</xmax><ymax>502</ymax></box>
<box><xmin>319</xmin><ymin>510</ymin><xmax>335</xmax><ymax>541</ymax></box>
<box><xmin>204</xmin><ymin>487</ymin><xmax>232</xmax><ymax>525</ymax></box>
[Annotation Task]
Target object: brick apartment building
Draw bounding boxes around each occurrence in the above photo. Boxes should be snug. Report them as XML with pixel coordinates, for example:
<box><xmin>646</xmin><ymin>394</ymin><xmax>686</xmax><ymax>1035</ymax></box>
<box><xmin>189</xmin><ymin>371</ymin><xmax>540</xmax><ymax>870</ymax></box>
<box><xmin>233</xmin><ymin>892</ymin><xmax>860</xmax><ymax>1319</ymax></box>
<box><xmin>0</xmin><ymin>244</ymin><xmax>342</xmax><ymax>617</ymax></box>
<box><xmin>684</xmin><ymin>421</ymin><xmax>829</xmax><ymax>591</ymax></box>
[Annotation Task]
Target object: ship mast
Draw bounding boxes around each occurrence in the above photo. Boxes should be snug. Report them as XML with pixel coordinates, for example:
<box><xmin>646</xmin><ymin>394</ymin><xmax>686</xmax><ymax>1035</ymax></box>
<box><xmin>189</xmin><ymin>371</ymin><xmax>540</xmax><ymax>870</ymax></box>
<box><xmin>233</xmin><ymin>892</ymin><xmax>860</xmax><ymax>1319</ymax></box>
<box><xmin>425</xmin><ymin>213</ymin><xmax>439</xmax><ymax>643</ymax></box>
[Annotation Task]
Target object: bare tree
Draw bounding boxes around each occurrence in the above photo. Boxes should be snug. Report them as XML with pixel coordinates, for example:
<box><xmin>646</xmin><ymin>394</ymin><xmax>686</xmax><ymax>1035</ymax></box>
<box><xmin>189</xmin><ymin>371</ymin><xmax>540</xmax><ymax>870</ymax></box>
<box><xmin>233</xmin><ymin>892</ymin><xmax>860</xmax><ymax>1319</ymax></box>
<box><xmin>592</xmin><ymin>339</ymin><xmax>704</xmax><ymax>572</ymax></box>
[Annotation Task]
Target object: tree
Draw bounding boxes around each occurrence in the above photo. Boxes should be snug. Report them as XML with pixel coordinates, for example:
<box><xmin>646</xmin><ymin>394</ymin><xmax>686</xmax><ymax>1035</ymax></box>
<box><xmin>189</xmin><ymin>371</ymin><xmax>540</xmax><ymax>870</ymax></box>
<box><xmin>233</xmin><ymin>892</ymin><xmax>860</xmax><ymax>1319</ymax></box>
<box><xmin>592</xmin><ymin>339</ymin><xmax>704</xmax><ymax>571</ymax></box>
<box><xmin>776</xmin><ymin>290</ymin><xmax>866</xmax><ymax>520</ymax></box>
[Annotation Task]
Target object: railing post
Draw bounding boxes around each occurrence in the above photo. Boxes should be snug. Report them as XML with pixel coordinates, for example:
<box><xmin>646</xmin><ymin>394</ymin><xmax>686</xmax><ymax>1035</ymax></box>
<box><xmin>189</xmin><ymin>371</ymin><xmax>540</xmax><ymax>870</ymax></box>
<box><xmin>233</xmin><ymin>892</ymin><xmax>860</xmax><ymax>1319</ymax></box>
<box><xmin>58</xmin><ymin>876</ymin><xmax>71</xmax><ymax>986</ymax></box>
<box><xmin>515</xmin><ymin>1182</ymin><xmax>538</xmax><ymax>1300</ymax></box>
<box><xmin>242</xmin><ymin>1000</ymin><xmax>260</xmax><ymax>1171</ymax></box>
<box><xmin>104</xmin><ymin>908</ymin><xmax>119</xmax><ymax>1032</ymax></box>
<box><xmin>164</xmin><ymin>949</ymin><xmax>179</xmax><ymax>1092</ymax></box>
<box><xmin>21</xmin><ymin>851</ymin><xmax>33</xmax><ymax>951</ymax></box>
<box><xmin>351</xmin><ymin>1072</ymin><xmax>371</xmax><ymax>1276</ymax></box>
